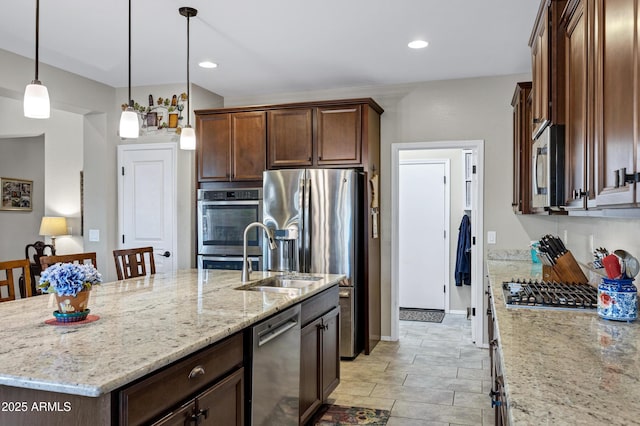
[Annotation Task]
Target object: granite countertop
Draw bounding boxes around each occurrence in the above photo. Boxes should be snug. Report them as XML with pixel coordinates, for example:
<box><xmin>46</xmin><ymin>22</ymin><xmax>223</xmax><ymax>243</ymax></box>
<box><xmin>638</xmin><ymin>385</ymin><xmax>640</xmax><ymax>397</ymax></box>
<box><xmin>487</xmin><ymin>259</ymin><xmax>640</xmax><ymax>426</ymax></box>
<box><xmin>0</xmin><ymin>269</ymin><xmax>343</xmax><ymax>397</ymax></box>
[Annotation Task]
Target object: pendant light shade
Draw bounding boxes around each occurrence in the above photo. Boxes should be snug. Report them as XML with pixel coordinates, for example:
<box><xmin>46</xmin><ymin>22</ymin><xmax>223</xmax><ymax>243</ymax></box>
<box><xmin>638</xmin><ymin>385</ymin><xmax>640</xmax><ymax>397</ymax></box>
<box><xmin>120</xmin><ymin>108</ymin><xmax>139</xmax><ymax>138</ymax></box>
<box><xmin>24</xmin><ymin>0</ymin><xmax>50</xmax><ymax>119</ymax></box>
<box><xmin>120</xmin><ymin>0</ymin><xmax>139</xmax><ymax>139</ymax></box>
<box><xmin>179</xmin><ymin>7</ymin><xmax>197</xmax><ymax>151</ymax></box>
<box><xmin>24</xmin><ymin>81</ymin><xmax>50</xmax><ymax>119</ymax></box>
<box><xmin>180</xmin><ymin>126</ymin><xmax>196</xmax><ymax>150</ymax></box>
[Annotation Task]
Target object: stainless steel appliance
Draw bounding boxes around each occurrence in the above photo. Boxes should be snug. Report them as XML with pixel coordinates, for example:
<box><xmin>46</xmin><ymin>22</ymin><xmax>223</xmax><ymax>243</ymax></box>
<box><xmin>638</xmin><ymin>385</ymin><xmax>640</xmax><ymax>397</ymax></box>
<box><xmin>503</xmin><ymin>280</ymin><xmax>598</xmax><ymax>310</ymax></box>
<box><xmin>532</xmin><ymin>125</ymin><xmax>565</xmax><ymax>210</ymax></box>
<box><xmin>251</xmin><ymin>305</ymin><xmax>301</xmax><ymax>425</ymax></box>
<box><xmin>197</xmin><ymin>188</ymin><xmax>263</xmax><ymax>269</ymax></box>
<box><xmin>263</xmin><ymin>169</ymin><xmax>363</xmax><ymax>358</ymax></box>
<box><xmin>198</xmin><ymin>255</ymin><xmax>261</xmax><ymax>271</ymax></box>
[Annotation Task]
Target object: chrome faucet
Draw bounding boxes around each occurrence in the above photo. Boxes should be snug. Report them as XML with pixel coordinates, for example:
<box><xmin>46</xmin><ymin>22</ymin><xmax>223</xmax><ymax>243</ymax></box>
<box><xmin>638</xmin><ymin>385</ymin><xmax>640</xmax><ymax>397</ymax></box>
<box><xmin>242</xmin><ymin>222</ymin><xmax>277</xmax><ymax>282</ymax></box>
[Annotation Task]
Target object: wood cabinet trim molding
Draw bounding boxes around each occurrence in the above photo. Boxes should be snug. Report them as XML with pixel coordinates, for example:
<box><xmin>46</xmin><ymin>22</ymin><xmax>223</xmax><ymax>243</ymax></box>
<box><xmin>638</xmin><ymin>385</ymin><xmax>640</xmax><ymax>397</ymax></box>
<box><xmin>195</xmin><ymin>97</ymin><xmax>384</xmax><ymax>116</ymax></box>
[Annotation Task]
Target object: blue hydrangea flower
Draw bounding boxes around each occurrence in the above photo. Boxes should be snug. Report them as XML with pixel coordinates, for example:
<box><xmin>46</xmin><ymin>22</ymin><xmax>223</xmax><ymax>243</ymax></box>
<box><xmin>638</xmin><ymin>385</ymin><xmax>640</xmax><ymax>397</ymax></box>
<box><xmin>39</xmin><ymin>262</ymin><xmax>103</xmax><ymax>296</ymax></box>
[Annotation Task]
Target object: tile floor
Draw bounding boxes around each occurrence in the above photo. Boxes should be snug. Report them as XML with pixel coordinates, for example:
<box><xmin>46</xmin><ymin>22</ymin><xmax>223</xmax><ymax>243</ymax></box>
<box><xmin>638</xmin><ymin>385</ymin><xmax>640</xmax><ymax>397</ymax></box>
<box><xmin>328</xmin><ymin>314</ymin><xmax>494</xmax><ymax>425</ymax></box>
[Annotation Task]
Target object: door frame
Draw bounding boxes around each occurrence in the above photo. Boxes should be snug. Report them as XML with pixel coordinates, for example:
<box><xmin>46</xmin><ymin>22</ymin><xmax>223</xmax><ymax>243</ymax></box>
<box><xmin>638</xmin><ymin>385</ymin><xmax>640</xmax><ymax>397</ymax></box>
<box><xmin>391</xmin><ymin>140</ymin><xmax>486</xmax><ymax>347</ymax></box>
<box><xmin>117</xmin><ymin>142</ymin><xmax>178</xmax><ymax>272</ymax></box>
<box><xmin>398</xmin><ymin>158</ymin><xmax>450</xmax><ymax>312</ymax></box>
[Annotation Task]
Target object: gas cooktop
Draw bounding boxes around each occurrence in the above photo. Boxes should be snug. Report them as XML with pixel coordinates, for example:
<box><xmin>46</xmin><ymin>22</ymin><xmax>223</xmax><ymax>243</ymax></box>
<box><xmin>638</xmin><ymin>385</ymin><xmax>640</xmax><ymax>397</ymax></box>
<box><xmin>503</xmin><ymin>279</ymin><xmax>598</xmax><ymax>310</ymax></box>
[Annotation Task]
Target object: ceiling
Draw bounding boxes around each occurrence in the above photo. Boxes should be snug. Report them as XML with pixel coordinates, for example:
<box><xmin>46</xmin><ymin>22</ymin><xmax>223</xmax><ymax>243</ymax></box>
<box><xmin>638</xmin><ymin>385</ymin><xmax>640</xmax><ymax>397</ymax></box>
<box><xmin>0</xmin><ymin>0</ymin><xmax>540</xmax><ymax>99</ymax></box>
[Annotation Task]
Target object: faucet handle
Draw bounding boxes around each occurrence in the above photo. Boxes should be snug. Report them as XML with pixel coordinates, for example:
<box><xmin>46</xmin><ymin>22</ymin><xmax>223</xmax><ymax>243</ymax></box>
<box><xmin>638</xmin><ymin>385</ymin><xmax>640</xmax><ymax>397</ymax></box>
<box><xmin>245</xmin><ymin>258</ymin><xmax>253</xmax><ymax>275</ymax></box>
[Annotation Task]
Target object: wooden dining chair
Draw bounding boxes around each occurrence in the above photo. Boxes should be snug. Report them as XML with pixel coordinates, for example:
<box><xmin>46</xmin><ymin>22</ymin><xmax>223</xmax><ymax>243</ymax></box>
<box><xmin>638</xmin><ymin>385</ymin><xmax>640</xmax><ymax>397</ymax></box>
<box><xmin>0</xmin><ymin>259</ymin><xmax>32</xmax><ymax>302</ymax></box>
<box><xmin>24</xmin><ymin>241</ymin><xmax>56</xmax><ymax>296</ymax></box>
<box><xmin>113</xmin><ymin>247</ymin><xmax>156</xmax><ymax>280</ymax></box>
<box><xmin>39</xmin><ymin>252</ymin><xmax>98</xmax><ymax>271</ymax></box>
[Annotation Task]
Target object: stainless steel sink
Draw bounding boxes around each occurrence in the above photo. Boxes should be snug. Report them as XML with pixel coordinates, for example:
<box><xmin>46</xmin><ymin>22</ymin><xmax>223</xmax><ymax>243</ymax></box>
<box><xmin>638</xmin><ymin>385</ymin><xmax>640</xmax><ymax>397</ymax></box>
<box><xmin>236</xmin><ymin>274</ymin><xmax>322</xmax><ymax>293</ymax></box>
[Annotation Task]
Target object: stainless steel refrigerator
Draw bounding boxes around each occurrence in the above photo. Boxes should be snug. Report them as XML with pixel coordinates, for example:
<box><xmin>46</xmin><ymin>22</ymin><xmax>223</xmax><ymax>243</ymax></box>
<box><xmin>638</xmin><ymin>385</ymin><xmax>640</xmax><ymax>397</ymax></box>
<box><xmin>263</xmin><ymin>168</ymin><xmax>363</xmax><ymax>358</ymax></box>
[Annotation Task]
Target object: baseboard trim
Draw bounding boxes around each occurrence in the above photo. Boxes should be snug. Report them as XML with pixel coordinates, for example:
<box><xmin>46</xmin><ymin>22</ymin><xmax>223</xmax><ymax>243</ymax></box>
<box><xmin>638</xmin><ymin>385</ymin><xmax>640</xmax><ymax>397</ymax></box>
<box><xmin>381</xmin><ymin>335</ymin><xmax>395</xmax><ymax>342</ymax></box>
<box><xmin>448</xmin><ymin>309</ymin><xmax>467</xmax><ymax>315</ymax></box>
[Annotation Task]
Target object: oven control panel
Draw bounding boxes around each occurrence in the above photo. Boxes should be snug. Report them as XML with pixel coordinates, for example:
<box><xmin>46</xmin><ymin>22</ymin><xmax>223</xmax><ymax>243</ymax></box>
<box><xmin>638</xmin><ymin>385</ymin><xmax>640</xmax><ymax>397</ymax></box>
<box><xmin>198</xmin><ymin>188</ymin><xmax>262</xmax><ymax>201</ymax></box>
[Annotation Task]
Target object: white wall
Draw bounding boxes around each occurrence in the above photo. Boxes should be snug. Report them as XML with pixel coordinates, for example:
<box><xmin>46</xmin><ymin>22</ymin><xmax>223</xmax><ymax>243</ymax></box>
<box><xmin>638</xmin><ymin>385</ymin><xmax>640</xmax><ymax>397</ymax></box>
<box><xmin>0</xmin><ymin>97</ymin><xmax>84</xmax><ymax>257</ymax></box>
<box><xmin>0</xmin><ymin>136</ymin><xmax>44</xmax><ymax>263</ymax></box>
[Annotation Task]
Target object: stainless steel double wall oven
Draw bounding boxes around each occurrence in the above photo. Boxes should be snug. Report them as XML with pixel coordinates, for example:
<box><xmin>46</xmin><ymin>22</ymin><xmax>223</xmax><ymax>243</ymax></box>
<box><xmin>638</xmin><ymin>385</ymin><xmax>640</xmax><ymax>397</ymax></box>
<box><xmin>197</xmin><ymin>188</ymin><xmax>263</xmax><ymax>271</ymax></box>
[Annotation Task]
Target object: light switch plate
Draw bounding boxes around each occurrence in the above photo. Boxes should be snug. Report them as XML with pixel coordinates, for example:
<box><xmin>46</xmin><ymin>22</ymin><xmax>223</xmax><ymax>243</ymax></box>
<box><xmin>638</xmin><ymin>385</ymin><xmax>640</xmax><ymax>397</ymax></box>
<box><xmin>487</xmin><ymin>231</ymin><xmax>496</xmax><ymax>244</ymax></box>
<box><xmin>89</xmin><ymin>229</ymin><xmax>100</xmax><ymax>242</ymax></box>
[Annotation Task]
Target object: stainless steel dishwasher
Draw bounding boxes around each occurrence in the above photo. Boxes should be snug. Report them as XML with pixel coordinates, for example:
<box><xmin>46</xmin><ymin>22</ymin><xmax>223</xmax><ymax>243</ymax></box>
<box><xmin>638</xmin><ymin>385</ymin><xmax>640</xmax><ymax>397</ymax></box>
<box><xmin>251</xmin><ymin>304</ymin><xmax>301</xmax><ymax>425</ymax></box>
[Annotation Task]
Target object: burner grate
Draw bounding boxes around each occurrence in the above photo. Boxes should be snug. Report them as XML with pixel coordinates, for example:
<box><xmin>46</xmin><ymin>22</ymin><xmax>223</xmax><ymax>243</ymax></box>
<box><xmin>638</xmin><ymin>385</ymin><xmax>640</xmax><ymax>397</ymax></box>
<box><xmin>502</xmin><ymin>279</ymin><xmax>598</xmax><ymax>310</ymax></box>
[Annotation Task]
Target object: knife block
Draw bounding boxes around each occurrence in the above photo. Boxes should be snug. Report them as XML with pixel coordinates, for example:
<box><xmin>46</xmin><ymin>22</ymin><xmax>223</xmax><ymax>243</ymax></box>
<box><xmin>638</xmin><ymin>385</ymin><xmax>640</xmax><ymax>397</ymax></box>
<box><xmin>542</xmin><ymin>251</ymin><xmax>588</xmax><ymax>284</ymax></box>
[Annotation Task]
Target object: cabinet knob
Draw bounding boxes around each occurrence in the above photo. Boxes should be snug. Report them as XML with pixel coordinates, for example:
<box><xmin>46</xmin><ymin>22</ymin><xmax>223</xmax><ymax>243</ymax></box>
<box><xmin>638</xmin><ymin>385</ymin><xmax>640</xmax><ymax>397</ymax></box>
<box><xmin>188</xmin><ymin>365</ymin><xmax>206</xmax><ymax>379</ymax></box>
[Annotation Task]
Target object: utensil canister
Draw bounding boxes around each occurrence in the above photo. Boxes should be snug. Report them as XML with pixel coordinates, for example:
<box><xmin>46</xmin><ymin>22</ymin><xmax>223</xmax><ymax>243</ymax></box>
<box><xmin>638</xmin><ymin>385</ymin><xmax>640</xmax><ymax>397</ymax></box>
<box><xmin>597</xmin><ymin>278</ymin><xmax>638</xmax><ymax>322</ymax></box>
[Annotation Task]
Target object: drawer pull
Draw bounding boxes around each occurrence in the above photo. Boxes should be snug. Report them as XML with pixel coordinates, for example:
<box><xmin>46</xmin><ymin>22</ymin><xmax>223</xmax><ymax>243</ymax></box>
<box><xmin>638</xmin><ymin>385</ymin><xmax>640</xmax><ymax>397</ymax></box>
<box><xmin>188</xmin><ymin>365</ymin><xmax>206</xmax><ymax>379</ymax></box>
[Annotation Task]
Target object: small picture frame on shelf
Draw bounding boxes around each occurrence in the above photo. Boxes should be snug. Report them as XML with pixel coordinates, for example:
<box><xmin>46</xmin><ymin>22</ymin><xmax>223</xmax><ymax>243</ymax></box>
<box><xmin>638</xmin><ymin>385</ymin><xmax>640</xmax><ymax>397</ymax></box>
<box><xmin>1</xmin><ymin>177</ymin><xmax>33</xmax><ymax>211</ymax></box>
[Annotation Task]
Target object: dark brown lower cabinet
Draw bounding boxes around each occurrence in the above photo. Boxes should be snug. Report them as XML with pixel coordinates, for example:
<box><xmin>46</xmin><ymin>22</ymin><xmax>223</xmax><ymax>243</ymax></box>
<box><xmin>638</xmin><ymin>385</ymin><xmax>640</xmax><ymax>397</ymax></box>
<box><xmin>152</xmin><ymin>368</ymin><xmax>244</xmax><ymax>426</ymax></box>
<box><xmin>119</xmin><ymin>333</ymin><xmax>244</xmax><ymax>425</ymax></box>
<box><xmin>299</xmin><ymin>303</ymin><xmax>340</xmax><ymax>425</ymax></box>
<box><xmin>489</xmin><ymin>300</ymin><xmax>508</xmax><ymax>426</ymax></box>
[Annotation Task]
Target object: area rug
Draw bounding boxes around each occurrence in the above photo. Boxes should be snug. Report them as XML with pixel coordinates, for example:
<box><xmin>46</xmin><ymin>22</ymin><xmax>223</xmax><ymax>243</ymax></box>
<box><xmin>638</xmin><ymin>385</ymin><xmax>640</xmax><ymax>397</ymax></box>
<box><xmin>307</xmin><ymin>404</ymin><xmax>390</xmax><ymax>425</ymax></box>
<box><xmin>399</xmin><ymin>308</ymin><xmax>445</xmax><ymax>323</ymax></box>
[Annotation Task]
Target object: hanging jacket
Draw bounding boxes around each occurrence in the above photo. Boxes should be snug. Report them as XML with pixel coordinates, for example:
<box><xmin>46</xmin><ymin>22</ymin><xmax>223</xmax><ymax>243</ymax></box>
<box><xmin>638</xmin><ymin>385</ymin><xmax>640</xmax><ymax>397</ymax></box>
<box><xmin>455</xmin><ymin>214</ymin><xmax>471</xmax><ymax>286</ymax></box>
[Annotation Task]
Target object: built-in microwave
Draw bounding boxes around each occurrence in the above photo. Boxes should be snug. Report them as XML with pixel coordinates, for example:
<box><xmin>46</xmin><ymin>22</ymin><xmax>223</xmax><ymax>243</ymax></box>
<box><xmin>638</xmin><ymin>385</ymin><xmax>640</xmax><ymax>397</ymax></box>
<box><xmin>197</xmin><ymin>188</ymin><xmax>263</xmax><ymax>255</ymax></box>
<box><xmin>532</xmin><ymin>125</ymin><xmax>565</xmax><ymax>210</ymax></box>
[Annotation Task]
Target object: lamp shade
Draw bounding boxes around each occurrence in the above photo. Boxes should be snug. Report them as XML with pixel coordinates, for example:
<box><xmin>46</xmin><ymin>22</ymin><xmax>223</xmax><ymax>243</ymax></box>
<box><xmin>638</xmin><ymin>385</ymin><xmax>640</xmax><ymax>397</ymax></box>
<box><xmin>24</xmin><ymin>81</ymin><xmax>50</xmax><ymax>119</ymax></box>
<box><xmin>180</xmin><ymin>126</ymin><xmax>196</xmax><ymax>150</ymax></box>
<box><xmin>39</xmin><ymin>217</ymin><xmax>67</xmax><ymax>236</ymax></box>
<box><xmin>119</xmin><ymin>107</ymin><xmax>139</xmax><ymax>138</ymax></box>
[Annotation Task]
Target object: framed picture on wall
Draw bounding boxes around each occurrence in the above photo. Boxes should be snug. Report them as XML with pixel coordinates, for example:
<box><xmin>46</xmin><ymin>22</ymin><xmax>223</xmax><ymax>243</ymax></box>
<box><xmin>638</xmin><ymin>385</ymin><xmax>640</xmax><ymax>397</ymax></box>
<box><xmin>1</xmin><ymin>177</ymin><xmax>33</xmax><ymax>211</ymax></box>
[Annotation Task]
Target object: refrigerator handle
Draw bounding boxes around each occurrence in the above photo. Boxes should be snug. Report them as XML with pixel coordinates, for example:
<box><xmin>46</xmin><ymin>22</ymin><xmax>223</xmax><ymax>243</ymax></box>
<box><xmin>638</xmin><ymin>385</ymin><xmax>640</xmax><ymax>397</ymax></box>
<box><xmin>299</xmin><ymin>178</ymin><xmax>305</xmax><ymax>213</ymax></box>
<box><xmin>303</xmin><ymin>177</ymin><xmax>311</xmax><ymax>272</ymax></box>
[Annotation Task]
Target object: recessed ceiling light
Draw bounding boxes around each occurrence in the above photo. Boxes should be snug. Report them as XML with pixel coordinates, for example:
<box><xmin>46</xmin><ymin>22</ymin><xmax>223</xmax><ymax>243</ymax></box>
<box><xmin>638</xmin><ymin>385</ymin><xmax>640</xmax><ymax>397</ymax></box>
<box><xmin>199</xmin><ymin>61</ymin><xmax>218</xmax><ymax>69</ymax></box>
<box><xmin>408</xmin><ymin>40</ymin><xmax>429</xmax><ymax>49</ymax></box>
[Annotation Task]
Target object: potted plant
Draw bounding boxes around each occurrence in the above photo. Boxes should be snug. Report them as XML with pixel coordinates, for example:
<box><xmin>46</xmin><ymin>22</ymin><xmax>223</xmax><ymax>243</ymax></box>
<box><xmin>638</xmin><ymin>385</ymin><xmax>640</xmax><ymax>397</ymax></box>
<box><xmin>39</xmin><ymin>263</ymin><xmax>102</xmax><ymax>321</ymax></box>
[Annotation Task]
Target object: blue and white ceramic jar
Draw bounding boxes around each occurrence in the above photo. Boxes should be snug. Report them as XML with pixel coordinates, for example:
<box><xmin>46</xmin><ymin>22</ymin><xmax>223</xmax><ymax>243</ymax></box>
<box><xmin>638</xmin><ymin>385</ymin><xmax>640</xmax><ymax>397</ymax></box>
<box><xmin>598</xmin><ymin>278</ymin><xmax>638</xmax><ymax>322</ymax></box>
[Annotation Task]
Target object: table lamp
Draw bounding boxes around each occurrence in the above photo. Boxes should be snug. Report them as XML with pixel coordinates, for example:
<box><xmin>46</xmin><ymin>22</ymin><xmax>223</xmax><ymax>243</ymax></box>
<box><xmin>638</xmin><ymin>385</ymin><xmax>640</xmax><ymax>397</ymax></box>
<box><xmin>39</xmin><ymin>217</ymin><xmax>67</xmax><ymax>249</ymax></box>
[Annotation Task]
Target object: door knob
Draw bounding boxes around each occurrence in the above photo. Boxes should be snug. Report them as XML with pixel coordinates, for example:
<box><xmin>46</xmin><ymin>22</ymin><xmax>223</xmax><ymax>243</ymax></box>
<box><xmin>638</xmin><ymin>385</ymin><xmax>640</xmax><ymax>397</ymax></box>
<box><xmin>158</xmin><ymin>251</ymin><xmax>170</xmax><ymax>258</ymax></box>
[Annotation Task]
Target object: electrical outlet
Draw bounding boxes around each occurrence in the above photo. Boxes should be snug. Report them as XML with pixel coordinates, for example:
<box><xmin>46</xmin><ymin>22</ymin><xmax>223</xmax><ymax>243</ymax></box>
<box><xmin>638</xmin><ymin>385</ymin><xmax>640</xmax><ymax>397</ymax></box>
<box><xmin>487</xmin><ymin>231</ymin><xmax>497</xmax><ymax>244</ymax></box>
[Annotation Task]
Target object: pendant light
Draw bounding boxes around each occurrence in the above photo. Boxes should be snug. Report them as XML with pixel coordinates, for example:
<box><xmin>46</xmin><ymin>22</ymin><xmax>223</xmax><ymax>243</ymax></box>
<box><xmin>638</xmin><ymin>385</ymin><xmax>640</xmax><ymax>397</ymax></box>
<box><xmin>179</xmin><ymin>7</ymin><xmax>197</xmax><ymax>150</ymax></box>
<box><xmin>119</xmin><ymin>0</ymin><xmax>139</xmax><ymax>139</ymax></box>
<box><xmin>24</xmin><ymin>0</ymin><xmax>50</xmax><ymax>119</ymax></box>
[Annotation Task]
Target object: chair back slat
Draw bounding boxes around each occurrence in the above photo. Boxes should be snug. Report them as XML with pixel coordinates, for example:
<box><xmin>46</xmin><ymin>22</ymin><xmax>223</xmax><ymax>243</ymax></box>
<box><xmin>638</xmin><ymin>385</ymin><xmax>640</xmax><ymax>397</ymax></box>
<box><xmin>113</xmin><ymin>247</ymin><xmax>156</xmax><ymax>280</ymax></box>
<box><xmin>0</xmin><ymin>259</ymin><xmax>32</xmax><ymax>302</ymax></box>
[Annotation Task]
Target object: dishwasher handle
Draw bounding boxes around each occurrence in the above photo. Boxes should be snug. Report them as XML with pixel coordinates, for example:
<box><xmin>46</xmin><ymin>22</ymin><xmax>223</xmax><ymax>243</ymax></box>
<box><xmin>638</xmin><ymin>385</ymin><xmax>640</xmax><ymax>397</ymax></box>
<box><xmin>257</xmin><ymin>315</ymin><xmax>299</xmax><ymax>347</ymax></box>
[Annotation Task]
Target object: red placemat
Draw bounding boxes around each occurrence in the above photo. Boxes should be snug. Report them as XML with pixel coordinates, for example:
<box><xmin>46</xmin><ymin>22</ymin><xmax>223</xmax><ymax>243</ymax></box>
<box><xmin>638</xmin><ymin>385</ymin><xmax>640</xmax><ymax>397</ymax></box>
<box><xmin>45</xmin><ymin>315</ymin><xmax>100</xmax><ymax>326</ymax></box>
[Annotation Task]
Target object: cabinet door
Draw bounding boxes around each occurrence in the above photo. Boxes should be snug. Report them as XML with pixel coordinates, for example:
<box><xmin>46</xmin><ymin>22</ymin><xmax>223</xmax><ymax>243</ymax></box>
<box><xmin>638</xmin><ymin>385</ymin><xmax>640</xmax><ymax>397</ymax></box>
<box><xmin>564</xmin><ymin>0</ymin><xmax>592</xmax><ymax>209</ymax></box>
<box><xmin>153</xmin><ymin>368</ymin><xmax>244</xmax><ymax>426</ymax></box>
<box><xmin>317</xmin><ymin>105</ymin><xmax>361</xmax><ymax>165</ymax></box>
<box><xmin>197</xmin><ymin>114</ymin><xmax>231</xmax><ymax>181</ymax></box>
<box><xmin>232</xmin><ymin>112</ymin><xmax>266</xmax><ymax>181</ymax></box>
<box><xmin>531</xmin><ymin>11</ymin><xmax>549</xmax><ymax>138</ymax></box>
<box><xmin>321</xmin><ymin>307</ymin><xmax>340</xmax><ymax>400</ymax></box>
<box><xmin>268</xmin><ymin>108</ymin><xmax>313</xmax><ymax>168</ymax></box>
<box><xmin>299</xmin><ymin>317</ymin><xmax>322</xmax><ymax>425</ymax></box>
<box><xmin>594</xmin><ymin>0</ymin><xmax>636</xmax><ymax>206</ymax></box>
<box><xmin>512</xmin><ymin>82</ymin><xmax>532</xmax><ymax>214</ymax></box>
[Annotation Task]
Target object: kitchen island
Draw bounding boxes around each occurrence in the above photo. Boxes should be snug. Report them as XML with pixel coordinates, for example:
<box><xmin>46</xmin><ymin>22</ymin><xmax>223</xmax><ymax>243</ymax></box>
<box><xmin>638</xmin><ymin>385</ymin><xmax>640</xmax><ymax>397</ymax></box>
<box><xmin>0</xmin><ymin>269</ymin><xmax>344</xmax><ymax>425</ymax></box>
<box><xmin>487</xmin><ymin>259</ymin><xmax>640</xmax><ymax>425</ymax></box>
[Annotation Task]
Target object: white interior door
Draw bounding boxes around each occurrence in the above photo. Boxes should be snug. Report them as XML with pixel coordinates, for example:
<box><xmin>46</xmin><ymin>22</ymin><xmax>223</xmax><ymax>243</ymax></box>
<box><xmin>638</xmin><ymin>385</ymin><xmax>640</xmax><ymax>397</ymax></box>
<box><xmin>117</xmin><ymin>143</ymin><xmax>177</xmax><ymax>274</ymax></box>
<box><xmin>398</xmin><ymin>160</ymin><xmax>449</xmax><ymax>310</ymax></box>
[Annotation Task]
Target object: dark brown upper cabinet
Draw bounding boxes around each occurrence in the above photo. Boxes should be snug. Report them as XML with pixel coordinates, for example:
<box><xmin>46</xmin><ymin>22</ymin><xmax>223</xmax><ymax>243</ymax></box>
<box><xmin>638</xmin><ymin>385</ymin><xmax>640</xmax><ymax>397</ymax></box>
<box><xmin>196</xmin><ymin>111</ymin><xmax>266</xmax><ymax>182</ymax></box>
<box><xmin>592</xmin><ymin>0</ymin><xmax>638</xmax><ymax>207</ymax></box>
<box><xmin>562</xmin><ymin>0</ymin><xmax>594</xmax><ymax>210</ymax></box>
<box><xmin>512</xmin><ymin>82</ymin><xmax>533</xmax><ymax>214</ymax></box>
<box><xmin>267</xmin><ymin>108</ymin><xmax>314</xmax><ymax>168</ymax></box>
<box><xmin>530</xmin><ymin>0</ymin><xmax>567</xmax><ymax>139</ymax></box>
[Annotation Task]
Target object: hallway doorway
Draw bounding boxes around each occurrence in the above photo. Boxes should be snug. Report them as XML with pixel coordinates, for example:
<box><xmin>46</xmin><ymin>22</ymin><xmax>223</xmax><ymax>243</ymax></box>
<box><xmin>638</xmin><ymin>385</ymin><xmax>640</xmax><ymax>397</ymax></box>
<box><xmin>391</xmin><ymin>141</ymin><xmax>485</xmax><ymax>348</ymax></box>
